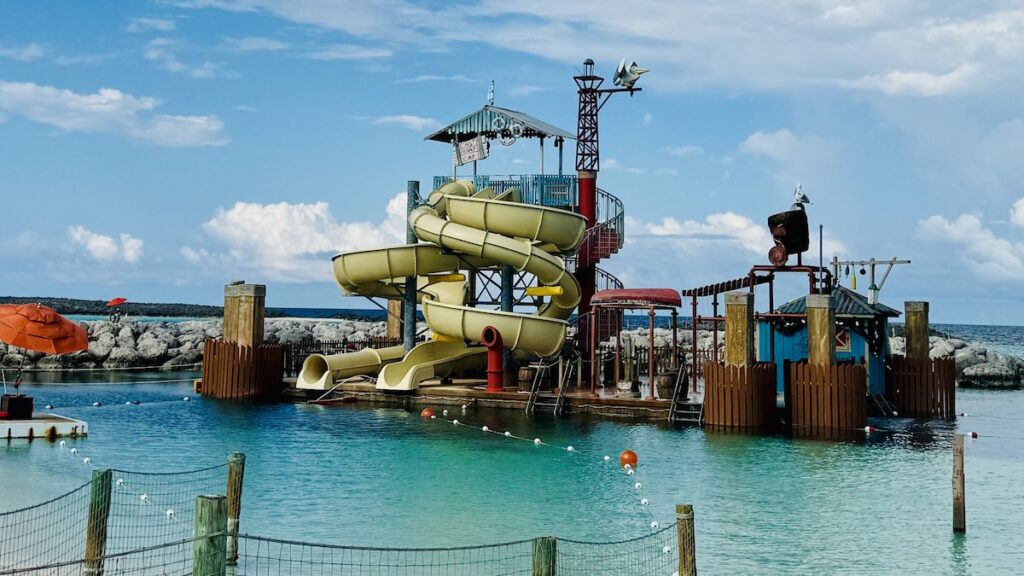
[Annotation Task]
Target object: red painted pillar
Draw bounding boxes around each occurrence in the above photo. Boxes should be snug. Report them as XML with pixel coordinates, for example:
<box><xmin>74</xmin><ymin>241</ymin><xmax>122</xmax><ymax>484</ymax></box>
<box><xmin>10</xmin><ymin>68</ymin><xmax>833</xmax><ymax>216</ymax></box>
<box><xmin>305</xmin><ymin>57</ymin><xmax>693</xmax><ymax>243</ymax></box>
<box><xmin>482</xmin><ymin>326</ymin><xmax>504</xmax><ymax>393</ymax></box>
<box><xmin>576</xmin><ymin>170</ymin><xmax>597</xmax><ymax>318</ymax></box>
<box><xmin>577</xmin><ymin>171</ymin><xmax>597</xmax><ymax>227</ymax></box>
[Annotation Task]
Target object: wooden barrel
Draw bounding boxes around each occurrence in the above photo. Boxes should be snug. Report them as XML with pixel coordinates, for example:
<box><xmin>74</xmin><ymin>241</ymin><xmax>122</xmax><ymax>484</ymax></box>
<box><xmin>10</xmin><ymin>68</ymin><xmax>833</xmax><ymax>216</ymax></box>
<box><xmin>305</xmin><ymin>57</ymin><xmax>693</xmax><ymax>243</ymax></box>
<box><xmin>655</xmin><ymin>371</ymin><xmax>677</xmax><ymax>399</ymax></box>
<box><xmin>518</xmin><ymin>367</ymin><xmax>537</xmax><ymax>392</ymax></box>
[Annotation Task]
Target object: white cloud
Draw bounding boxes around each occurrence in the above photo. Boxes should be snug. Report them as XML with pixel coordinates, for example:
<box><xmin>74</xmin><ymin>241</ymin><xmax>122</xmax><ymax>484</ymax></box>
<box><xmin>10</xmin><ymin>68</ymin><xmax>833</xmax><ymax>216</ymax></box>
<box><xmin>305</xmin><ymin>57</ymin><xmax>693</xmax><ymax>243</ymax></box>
<box><xmin>0</xmin><ymin>43</ymin><xmax>44</xmax><ymax>61</ymax></box>
<box><xmin>370</xmin><ymin>115</ymin><xmax>440</xmax><ymax>131</ymax></box>
<box><xmin>1012</xmin><ymin>198</ymin><xmax>1024</xmax><ymax>228</ymax></box>
<box><xmin>182</xmin><ymin>195</ymin><xmax>407</xmax><ymax>282</ymax></box>
<box><xmin>628</xmin><ymin>212</ymin><xmax>772</xmax><ymax>254</ymax></box>
<box><xmin>918</xmin><ymin>212</ymin><xmax>1024</xmax><ymax>281</ymax></box>
<box><xmin>740</xmin><ymin>128</ymin><xmax>840</xmax><ymax>192</ymax></box>
<box><xmin>120</xmin><ymin>234</ymin><xmax>144</xmax><ymax>262</ymax></box>
<box><xmin>837</xmin><ymin>65</ymin><xmax>978</xmax><ymax>97</ymax></box>
<box><xmin>0</xmin><ymin>80</ymin><xmax>228</xmax><ymax>147</ymax></box>
<box><xmin>307</xmin><ymin>44</ymin><xmax>392</xmax><ymax>60</ymax></box>
<box><xmin>661</xmin><ymin>145</ymin><xmax>704</xmax><ymax>157</ymax></box>
<box><xmin>741</xmin><ymin>129</ymin><xmax>800</xmax><ymax>159</ymax></box>
<box><xmin>175</xmin><ymin>2</ymin><xmax>1024</xmax><ymax>96</ymax></box>
<box><xmin>127</xmin><ymin>17</ymin><xmax>176</xmax><ymax>32</ymax></box>
<box><xmin>145</xmin><ymin>37</ymin><xmax>224</xmax><ymax>78</ymax></box>
<box><xmin>642</xmin><ymin>112</ymin><xmax>653</xmax><ymax>125</ymax></box>
<box><xmin>223</xmin><ymin>36</ymin><xmax>289</xmax><ymax>52</ymax></box>
<box><xmin>67</xmin><ymin>226</ymin><xmax>143</xmax><ymax>262</ymax></box>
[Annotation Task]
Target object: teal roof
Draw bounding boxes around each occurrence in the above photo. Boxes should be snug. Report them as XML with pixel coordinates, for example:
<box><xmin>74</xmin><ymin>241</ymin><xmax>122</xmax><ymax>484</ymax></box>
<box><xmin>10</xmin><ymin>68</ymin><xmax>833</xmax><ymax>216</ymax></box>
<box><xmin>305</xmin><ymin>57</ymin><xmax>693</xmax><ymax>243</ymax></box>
<box><xmin>775</xmin><ymin>287</ymin><xmax>900</xmax><ymax>319</ymax></box>
<box><xmin>425</xmin><ymin>105</ymin><xmax>574</xmax><ymax>144</ymax></box>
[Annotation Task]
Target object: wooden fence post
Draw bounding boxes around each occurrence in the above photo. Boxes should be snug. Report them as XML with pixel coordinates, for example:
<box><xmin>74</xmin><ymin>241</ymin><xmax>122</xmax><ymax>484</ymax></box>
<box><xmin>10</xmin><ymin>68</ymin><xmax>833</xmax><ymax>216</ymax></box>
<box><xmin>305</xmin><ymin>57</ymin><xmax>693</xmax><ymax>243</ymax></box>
<box><xmin>193</xmin><ymin>495</ymin><xmax>227</xmax><ymax>576</ymax></box>
<box><xmin>676</xmin><ymin>504</ymin><xmax>696</xmax><ymax>576</ymax></box>
<box><xmin>953</xmin><ymin>434</ymin><xmax>966</xmax><ymax>533</ymax></box>
<box><xmin>83</xmin><ymin>469</ymin><xmax>113</xmax><ymax>576</ymax></box>
<box><xmin>226</xmin><ymin>453</ymin><xmax>246</xmax><ymax>566</ymax></box>
<box><xmin>531</xmin><ymin>536</ymin><xmax>556</xmax><ymax>576</ymax></box>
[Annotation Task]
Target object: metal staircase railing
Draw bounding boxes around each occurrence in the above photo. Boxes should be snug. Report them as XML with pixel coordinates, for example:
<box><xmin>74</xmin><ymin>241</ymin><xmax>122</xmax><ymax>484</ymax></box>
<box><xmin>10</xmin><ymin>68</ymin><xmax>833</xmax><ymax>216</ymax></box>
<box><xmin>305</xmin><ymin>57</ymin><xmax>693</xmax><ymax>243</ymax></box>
<box><xmin>576</xmin><ymin>187</ymin><xmax>624</xmax><ymax>265</ymax></box>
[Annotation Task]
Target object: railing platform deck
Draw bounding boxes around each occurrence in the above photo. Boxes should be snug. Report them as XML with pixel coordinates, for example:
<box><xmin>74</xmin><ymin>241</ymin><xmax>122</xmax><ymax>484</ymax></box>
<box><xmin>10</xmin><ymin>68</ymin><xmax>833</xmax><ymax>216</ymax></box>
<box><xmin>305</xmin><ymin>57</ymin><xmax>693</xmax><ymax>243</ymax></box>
<box><xmin>285</xmin><ymin>378</ymin><xmax>702</xmax><ymax>422</ymax></box>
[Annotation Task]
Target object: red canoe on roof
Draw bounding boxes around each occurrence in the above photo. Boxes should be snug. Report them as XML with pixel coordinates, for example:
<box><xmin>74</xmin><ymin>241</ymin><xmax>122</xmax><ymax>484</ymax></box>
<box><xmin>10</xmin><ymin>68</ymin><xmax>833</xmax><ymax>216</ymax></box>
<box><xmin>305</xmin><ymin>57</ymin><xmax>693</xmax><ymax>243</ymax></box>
<box><xmin>591</xmin><ymin>289</ymin><xmax>682</xmax><ymax>308</ymax></box>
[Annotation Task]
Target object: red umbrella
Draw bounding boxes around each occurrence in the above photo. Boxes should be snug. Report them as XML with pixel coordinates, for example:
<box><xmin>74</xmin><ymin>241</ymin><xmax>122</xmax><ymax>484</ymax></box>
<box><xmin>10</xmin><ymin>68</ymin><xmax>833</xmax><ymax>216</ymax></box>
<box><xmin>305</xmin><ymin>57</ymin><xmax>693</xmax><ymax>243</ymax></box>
<box><xmin>106</xmin><ymin>297</ymin><xmax>127</xmax><ymax>307</ymax></box>
<box><xmin>0</xmin><ymin>304</ymin><xmax>88</xmax><ymax>355</ymax></box>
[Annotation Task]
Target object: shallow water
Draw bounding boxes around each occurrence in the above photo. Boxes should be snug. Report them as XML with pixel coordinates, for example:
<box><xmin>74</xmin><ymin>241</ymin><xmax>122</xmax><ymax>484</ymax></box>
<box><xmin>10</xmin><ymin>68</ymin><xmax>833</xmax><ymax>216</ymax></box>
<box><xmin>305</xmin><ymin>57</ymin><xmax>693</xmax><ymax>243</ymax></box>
<box><xmin>2</xmin><ymin>375</ymin><xmax>1023</xmax><ymax>575</ymax></box>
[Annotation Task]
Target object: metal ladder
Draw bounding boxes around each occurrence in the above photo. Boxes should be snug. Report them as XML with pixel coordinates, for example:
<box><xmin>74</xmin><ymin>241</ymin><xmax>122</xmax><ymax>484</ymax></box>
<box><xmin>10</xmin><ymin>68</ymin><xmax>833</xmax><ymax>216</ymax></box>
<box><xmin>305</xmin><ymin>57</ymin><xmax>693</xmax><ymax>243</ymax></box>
<box><xmin>869</xmin><ymin>392</ymin><xmax>898</xmax><ymax>417</ymax></box>
<box><xmin>526</xmin><ymin>354</ymin><xmax>576</xmax><ymax>417</ymax></box>
<box><xmin>667</xmin><ymin>363</ymin><xmax>703</xmax><ymax>425</ymax></box>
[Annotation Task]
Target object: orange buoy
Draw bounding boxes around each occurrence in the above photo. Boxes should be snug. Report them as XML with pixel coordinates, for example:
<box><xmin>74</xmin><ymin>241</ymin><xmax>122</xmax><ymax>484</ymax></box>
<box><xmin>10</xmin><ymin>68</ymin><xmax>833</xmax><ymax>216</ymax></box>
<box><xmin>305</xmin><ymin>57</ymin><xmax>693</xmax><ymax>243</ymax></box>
<box><xmin>420</xmin><ymin>408</ymin><xmax>436</xmax><ymax>419</ymax></box>
<box><xmin>619</xmin><ymin>450</ymin><xmax>638</xmax><ymax>468</ymax></box>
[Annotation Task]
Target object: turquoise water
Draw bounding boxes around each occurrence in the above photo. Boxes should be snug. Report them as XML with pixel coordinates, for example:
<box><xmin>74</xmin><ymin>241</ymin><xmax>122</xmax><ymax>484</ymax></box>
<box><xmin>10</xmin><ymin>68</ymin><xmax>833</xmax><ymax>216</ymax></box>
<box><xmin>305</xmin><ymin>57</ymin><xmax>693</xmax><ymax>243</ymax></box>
<box><xmin>2</xmin><ymin>373</ymin><xmax>1023</xmax><ymax>574</ymax></box>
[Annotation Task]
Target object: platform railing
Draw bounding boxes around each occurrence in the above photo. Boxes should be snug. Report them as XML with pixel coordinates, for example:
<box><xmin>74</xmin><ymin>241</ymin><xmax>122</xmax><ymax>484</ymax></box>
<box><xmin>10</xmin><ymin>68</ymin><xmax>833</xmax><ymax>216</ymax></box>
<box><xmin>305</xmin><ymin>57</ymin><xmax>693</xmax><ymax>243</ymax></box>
<box><xmin>432</xmin><ymin>174</ymin><xmax>578</xmax><ymax>208</ymax></box>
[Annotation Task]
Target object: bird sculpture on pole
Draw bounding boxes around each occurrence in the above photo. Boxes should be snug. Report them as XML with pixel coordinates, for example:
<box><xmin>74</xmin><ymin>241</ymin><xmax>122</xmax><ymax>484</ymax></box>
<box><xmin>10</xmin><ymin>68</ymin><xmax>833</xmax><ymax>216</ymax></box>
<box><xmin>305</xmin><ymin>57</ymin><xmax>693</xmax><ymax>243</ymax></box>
<box><xmin>792</xmin><ymin>183</ymin><xmax>811</xmax><ymax>208</ymax></box>
<box><xmin>613</xmin><ymin>59</ymin><xmax>649</xmax><ymax>90</ymax></box>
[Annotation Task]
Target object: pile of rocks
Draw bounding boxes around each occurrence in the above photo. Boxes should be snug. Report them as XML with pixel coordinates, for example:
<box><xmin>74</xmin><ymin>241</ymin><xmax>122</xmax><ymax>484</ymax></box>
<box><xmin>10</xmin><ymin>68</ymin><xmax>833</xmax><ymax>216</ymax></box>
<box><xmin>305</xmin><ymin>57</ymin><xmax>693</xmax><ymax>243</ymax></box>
<box><xmin>0</xmin><ymin>318</ymin><xmax>411</xmax><ymax>371</ymax></box>
<box><xmin>1</xmin><ymin>318</ymin><xmax>1020</xmax><ymax>389</ymax></box>
<box><xmin>890</xmin><ymin>336</ymin><xmax>1022</xmax><ymax>388</ymax></box>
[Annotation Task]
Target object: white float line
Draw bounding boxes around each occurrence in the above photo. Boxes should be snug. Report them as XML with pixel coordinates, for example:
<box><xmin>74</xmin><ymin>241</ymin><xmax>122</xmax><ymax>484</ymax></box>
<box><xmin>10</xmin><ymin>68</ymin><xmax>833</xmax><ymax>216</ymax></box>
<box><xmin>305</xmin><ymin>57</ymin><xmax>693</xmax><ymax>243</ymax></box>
<box><xmin>428</xmin><ymin>410</ymin><xmax>665</xmax><ymax>532</ymax></box>
<box><xmin>25</xmin><ymin>378</ymin><xmax>198</xmax><ymax>387</ymax></box>
<box><xmin>41</xmin><ymin>395</ymin><xmax>195</xmax><ymax>411</ymax></box>
<box><xmin>55</xmin><ymin>442</ymin><xmax>191</xmax><ymax>533</ymax></box>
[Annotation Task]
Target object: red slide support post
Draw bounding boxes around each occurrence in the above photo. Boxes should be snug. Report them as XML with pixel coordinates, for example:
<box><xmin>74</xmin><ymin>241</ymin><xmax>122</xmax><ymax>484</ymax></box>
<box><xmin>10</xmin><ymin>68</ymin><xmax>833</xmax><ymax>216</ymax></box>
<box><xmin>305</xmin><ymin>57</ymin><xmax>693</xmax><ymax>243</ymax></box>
<box><xmin>482</xmin><ymin>326</ymin><xmax>505</xmax><ymax>393</ymax></box>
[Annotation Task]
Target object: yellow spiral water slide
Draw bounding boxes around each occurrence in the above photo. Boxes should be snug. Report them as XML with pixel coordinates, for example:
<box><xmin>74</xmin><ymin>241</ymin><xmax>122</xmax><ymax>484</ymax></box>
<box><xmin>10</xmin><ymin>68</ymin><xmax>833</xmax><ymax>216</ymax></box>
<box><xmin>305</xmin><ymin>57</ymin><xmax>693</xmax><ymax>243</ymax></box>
<box><xmin>297</xmin><ymin>181</ymin><xmax>586</xmax><ymax>391</ymax></box>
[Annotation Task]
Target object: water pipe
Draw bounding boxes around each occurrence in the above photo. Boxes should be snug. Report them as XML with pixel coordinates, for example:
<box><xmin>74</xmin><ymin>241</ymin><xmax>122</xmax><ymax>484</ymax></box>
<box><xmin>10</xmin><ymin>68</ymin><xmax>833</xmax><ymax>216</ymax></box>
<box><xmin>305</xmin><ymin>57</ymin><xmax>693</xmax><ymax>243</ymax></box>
<box><xmin>482</xmin><ymin>326</ymin><xmax>504</xmax><ymax>393</ymax></box>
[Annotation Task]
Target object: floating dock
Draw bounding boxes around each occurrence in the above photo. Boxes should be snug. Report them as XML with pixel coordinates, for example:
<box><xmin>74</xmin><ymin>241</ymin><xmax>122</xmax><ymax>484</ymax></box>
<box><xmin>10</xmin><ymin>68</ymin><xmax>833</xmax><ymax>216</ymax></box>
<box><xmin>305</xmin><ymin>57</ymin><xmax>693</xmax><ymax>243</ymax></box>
<box><xmin>284</xmin><ymin>377</ymin><xmax>704</xmax><ymax>423</ymax></box>
<box><xmin>2</xmin><ymin>414</ymin><xmax>88</xmax><ymax>440</ymax></box>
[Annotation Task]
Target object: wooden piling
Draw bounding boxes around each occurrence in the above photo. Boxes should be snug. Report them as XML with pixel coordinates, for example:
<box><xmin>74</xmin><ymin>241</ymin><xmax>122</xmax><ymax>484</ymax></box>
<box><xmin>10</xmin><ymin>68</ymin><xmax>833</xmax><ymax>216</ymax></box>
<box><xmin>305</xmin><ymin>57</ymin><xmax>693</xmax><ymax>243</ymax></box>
<box><xmin>676</xmin><ymin>504</ymin><xmax>696</xmax><ymax>576</ymax></box>
<box><xmin>806</xmin><ymin>294</ymin><xmax>835</xmax><ymax>367</ymax></box>
<box><xmin>193</xmin><ymin>495</ymin><xmax>228</xmax><ymax>576</ymax></box>
<box><xmin>226</xmin><ymin>453</ymin><xmax>246</xmax><ymax>566</ymax></box>
<box><xmin>83</xmin><ymin>469</ymin><xmax>113</xmax><ymax>576</ymax></box>
<box><xmin>724</xmin><ymin>292</ymin><xmax>754</xmax><ymax>368</ymax></box>
<box><xmin>531</xmin><ymin>536</ymin><xmax>556</xmax><ymax>576</ymax></box>
<box><xmin>905</xmin><ymin>301</ymin><xmax>930</xmax><ymax>361</ymax></box>
<box><xmin>953</xmin><ymin>434</ymin><xmax>966</xmax><ymax>533</ymax></box>
<box><xmin>386</xmin><ymin>300</ymin><xmax>403</xmax><ymax>340</ymax></box>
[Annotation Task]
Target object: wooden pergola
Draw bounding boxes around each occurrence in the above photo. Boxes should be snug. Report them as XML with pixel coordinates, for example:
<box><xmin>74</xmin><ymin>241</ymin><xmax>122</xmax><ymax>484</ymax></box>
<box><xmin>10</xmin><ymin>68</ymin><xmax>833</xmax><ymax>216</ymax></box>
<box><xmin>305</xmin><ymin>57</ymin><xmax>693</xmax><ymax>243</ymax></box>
<box><xmin>589</xmin><ymin>288</ymin><xmax>682</xmax><ymax>397</ymax></box>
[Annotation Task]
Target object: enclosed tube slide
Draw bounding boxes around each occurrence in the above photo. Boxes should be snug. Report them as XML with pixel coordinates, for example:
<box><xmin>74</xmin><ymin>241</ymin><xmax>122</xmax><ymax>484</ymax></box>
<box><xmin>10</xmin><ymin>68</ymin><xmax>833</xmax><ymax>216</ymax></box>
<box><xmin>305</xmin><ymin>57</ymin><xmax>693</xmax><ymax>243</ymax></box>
<box><xmin>297</xmin><ymin>181</ymin><xmax>585</xmax><ymax>391</ymax></box>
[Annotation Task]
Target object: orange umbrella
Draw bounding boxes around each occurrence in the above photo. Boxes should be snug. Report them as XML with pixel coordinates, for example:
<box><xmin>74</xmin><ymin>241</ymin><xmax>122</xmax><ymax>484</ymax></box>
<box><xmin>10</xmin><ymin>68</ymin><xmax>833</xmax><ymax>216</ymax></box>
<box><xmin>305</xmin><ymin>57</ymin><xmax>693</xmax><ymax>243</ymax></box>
<box><xmin>106</xmin><ymin>297</ymin><xmax>127</xmax><ymax>307</ymax></box>
<box><xmin>0</xmin><ymin>303</ymin><xmax>88</xmax><ymax>355</ymax></box>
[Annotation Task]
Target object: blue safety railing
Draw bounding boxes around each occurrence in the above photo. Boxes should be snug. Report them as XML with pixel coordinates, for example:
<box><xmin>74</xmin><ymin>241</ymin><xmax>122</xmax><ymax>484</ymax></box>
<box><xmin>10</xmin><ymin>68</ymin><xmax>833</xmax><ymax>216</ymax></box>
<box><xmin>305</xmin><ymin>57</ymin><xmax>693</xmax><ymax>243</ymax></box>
<box><xmin>432</xmin><ymin>174</ymin><xmax>578</xmax><ymax>209</ymax></box>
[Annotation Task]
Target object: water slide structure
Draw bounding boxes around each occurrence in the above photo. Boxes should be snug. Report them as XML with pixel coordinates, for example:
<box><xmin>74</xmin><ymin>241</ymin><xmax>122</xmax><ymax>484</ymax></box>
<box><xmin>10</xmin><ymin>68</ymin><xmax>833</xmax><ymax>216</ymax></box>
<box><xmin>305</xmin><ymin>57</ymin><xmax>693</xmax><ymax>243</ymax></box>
<box><xmin>297</xmin><ymin>180</ymin><xmax>586</xmax><ymax>392</ymax></box>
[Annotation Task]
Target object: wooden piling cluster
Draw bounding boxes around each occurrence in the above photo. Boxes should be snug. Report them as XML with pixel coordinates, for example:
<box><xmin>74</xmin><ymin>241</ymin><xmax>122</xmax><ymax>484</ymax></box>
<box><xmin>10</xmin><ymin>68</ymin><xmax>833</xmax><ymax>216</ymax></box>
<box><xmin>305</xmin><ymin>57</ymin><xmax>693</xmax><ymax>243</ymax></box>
<box><xmin>787</xmin><ymin>362</ymin><xmax>866</xmax><ymax>438</ymax></box>
<box><xmin>202</xmin><ymin>281</ymin><xmax>284</xmax><ymax>401</ymax></box>
<box><xmin>887</xmin><ymin>356</ymin><xmax>956</xmax><ymax>420</ymax></box>
<box><xmin>702</xmin><ymin>363</ymin><xmax>776</xmax><ymax>430</ymax></box>
<box><xmin>201</xmin><ymin>339</ymin><xmax>284</xmax><ymax>401</ymax></box>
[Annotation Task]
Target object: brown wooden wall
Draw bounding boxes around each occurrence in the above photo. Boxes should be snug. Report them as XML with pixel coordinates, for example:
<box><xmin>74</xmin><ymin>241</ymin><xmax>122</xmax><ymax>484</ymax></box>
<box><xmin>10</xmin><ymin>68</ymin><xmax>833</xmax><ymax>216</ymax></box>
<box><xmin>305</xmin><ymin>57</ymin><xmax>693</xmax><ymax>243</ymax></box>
<box><xmin>788</xmin><ymin>362</ymin><xmax>866</xmax><ymax>439</ymax></box>
<box><xmin>202</xmin><ymin>339</ymin><xmax>285</xmax><ymax>401</ymax></box>
<box><xmin>887</xmin><ymin>355</ymin><xmax>956</xmax><ymax>420</ymax></box>
<box><xmin>703</xmin><ymin>363</ymin><xmax>776</xmax><ymax>430</ymax></box>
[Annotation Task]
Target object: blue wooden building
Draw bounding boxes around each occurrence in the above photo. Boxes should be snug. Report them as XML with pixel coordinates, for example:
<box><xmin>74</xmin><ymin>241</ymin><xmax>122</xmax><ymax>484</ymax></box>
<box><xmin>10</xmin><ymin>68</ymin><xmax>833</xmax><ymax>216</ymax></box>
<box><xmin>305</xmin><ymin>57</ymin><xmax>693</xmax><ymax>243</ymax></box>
<box><xmin>759</xmin><ymin>287</ymin><xmax>899</xmax><ymax>395</ymax></box>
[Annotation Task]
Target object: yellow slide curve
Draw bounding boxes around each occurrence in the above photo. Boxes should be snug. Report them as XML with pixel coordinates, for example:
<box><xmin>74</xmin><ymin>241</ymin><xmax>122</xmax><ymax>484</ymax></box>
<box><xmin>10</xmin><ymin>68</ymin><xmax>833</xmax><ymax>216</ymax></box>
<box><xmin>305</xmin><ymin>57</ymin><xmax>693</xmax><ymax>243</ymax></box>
<box><xmin>297</xmin><ymin>181</ymin><xmax>585</xmax><ymax>391</ymax></box>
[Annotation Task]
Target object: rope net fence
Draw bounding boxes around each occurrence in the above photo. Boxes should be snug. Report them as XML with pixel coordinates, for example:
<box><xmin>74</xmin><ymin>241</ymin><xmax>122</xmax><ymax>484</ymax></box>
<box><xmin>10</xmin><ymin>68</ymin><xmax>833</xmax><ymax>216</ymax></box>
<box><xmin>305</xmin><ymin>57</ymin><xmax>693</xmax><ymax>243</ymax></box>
<box><xmin>232</xmin><ymin>529</ymin><xmax>679</xmax><ymax>576</ymax></box>
<box><xmin>0</xmin><ymin>463</ymin><xmax>228</xmax><ymax>573</ymax></box>
<box><xmin>0</xmin><ymin>536</ymin><xmax>219</xmax><ymax>576</ymax></box>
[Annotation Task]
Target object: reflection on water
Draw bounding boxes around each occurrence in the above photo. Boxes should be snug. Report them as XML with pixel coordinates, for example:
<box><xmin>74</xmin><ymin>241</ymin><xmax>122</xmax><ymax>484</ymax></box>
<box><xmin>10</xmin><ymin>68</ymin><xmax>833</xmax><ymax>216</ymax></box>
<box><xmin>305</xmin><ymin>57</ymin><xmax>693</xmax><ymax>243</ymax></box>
<box><xmin>2</xmin><ymin>376</ymin><xmax>1023</xmax><ymax>575</ymax></box>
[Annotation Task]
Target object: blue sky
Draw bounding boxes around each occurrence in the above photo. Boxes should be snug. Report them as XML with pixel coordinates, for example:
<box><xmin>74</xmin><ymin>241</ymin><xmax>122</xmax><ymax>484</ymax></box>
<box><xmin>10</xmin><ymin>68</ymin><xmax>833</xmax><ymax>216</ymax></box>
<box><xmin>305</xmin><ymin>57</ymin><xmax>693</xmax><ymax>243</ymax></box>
<box><xmin>2</xmin><ymin>1</ymin><xmax>1024</xmax><ymax>324</ymax></box>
